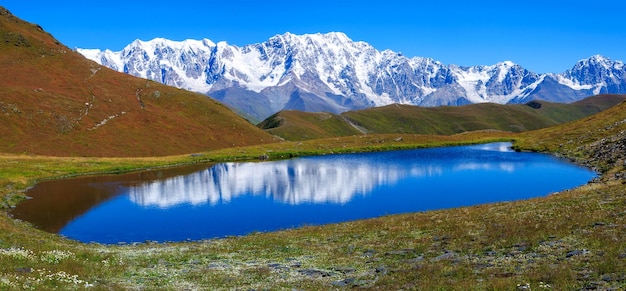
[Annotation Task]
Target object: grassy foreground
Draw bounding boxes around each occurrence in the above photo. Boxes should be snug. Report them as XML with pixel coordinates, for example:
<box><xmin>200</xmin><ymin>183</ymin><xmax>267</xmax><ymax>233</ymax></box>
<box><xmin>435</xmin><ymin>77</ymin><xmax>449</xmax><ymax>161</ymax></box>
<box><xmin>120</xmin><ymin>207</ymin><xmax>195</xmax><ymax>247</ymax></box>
<box><xmin>1</xmin><ymin>130</ymin><xmax>625</xmax><ymax>290</ymax></box>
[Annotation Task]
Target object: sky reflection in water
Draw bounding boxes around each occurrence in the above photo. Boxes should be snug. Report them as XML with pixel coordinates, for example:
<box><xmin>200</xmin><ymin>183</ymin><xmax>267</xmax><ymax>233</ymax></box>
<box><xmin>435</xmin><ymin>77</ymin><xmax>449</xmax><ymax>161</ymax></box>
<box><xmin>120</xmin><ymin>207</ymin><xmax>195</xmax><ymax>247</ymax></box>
<box><xmin>18</xmin><ymin>143</ymin><xmax>596</xmax><ymax>244</ymax></box>
<box><xmin>130</xmin><ymin>142</ymin><xmax>518</xmax><ymax>208</ymax></box>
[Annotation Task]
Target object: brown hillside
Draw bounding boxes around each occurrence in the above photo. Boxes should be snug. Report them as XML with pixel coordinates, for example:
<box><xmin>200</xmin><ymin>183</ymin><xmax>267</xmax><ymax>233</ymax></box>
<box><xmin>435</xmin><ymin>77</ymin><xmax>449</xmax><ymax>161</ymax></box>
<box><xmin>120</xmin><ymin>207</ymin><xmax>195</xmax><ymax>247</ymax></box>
<box><xmin>0</xmin><ymin>7</ymin><xmax>278</xmax><ymax>157</ymax></box>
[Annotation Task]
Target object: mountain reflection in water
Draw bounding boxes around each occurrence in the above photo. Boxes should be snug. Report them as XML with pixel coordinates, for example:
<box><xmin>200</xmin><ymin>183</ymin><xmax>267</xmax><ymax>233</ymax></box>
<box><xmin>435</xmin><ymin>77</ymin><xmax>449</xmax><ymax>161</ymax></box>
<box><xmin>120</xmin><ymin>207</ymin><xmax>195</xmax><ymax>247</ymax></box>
<box><xmin>13</xmin><ymin>142</ymin><xmax>597</xmax><ymax>244</ymax></box>
<box><xmin>129</xmin><ymin>143</ymin><xmax>517</xmax><ymax>208</ymax></box>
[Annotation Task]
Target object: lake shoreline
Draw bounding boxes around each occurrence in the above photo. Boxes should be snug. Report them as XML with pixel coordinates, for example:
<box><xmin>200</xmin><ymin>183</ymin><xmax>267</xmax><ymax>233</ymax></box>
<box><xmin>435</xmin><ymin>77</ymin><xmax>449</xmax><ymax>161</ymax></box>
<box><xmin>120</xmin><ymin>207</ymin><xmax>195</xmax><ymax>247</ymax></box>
<box><xmin>14</xmin><ymin>142</ymin><xmax>596</xmax><ymax>244</ymax></box>
<box><xmin>1</xmin><ymin>132</ymin><xmax>624</xmax><ymax>289</ymax></box>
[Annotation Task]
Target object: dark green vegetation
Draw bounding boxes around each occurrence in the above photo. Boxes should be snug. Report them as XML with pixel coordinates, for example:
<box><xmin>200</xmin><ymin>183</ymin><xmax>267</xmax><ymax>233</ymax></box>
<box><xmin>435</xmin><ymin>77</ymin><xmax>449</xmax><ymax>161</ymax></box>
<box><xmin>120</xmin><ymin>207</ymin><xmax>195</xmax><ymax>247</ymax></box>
<box><xmin>0</xmin><ymin>5</ymin><xmax>625</xmax><ymax>290</ymax></box>
<box><xmin>259</xmin><ymin>95</ymin><xmax>625</xmax><ymax>141</ymax></box>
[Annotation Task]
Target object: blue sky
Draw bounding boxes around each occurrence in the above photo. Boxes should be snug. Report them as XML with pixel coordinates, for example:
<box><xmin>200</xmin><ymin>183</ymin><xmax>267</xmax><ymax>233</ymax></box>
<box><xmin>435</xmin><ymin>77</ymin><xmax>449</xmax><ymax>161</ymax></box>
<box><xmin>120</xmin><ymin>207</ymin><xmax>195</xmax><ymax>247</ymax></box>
<box><xmin>2</xmin><ymin>1</ymin><xmax>625</xmax><ymax>73</ymax></box>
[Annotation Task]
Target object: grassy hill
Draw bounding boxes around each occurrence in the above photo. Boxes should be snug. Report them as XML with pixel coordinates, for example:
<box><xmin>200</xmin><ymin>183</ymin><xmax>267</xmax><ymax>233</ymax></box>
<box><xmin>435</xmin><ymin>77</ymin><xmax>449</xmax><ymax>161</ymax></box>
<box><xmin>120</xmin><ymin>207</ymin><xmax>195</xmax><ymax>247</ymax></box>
<box><xmin>0</xmin><ymin>7</ymin><xmax>278</xmax><ymax>157</ymax></box>
<box><xmin>259</xmin><ymin>95</ymin><xmax>626</xmax><ymax>141</ymax></box>
<box><xmin>516</xmin><ymin>98</ymin><xmax>626</xmax><ymax>175</ymax></box>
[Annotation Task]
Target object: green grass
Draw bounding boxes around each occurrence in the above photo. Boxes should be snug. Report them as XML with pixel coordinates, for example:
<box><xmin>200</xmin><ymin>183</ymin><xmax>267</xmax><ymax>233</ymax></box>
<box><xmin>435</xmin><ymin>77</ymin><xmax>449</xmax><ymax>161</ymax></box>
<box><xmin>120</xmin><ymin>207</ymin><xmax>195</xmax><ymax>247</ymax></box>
<box><xmin>1</xmin><ymin>125</ymin><xmax>625</xmax><ymax>289</ymax></box>
<box><xmin>260</xmin><ymin>95</ymin><xmax>626</xmax><ymax>141</ymax></box>
<box><xmin>259</xmin><ymin>111</ymin><xmax>364</xmax><ymax>140</ymax></box>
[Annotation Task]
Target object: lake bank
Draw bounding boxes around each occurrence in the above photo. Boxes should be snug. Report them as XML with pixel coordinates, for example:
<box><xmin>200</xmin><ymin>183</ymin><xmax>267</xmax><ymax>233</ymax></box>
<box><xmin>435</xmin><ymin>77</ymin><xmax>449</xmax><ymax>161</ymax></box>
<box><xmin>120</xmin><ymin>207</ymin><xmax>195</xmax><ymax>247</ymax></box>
<box><xmin>1</xmin><ymin>131</ymin><xmax>624</xmax><ymax>289</ymax></box>
<box><xmin>13</xmin><ymin>142</ymin><xmax>596</xmax><ymax>244</ymax></box>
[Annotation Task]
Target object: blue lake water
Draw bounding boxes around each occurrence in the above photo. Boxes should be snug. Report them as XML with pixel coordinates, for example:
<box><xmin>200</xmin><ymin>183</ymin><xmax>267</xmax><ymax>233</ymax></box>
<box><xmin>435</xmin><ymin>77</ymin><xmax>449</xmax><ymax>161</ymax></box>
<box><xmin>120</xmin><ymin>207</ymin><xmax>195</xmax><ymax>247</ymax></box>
<box><xmin>12</xmin><ymin>142</ymin><xmax>597</xmax><ymax>244</ymax></box>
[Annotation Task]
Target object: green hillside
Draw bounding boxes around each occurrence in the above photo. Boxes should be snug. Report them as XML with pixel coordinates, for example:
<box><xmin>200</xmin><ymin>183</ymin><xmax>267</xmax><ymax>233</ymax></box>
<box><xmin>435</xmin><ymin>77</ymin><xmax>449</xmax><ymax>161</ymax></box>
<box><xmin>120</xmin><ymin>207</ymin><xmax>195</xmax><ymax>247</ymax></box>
<box><xmin>259</xmin><ymin>95</ymin><xmax>626</xmax><ymax>141</ymax></box>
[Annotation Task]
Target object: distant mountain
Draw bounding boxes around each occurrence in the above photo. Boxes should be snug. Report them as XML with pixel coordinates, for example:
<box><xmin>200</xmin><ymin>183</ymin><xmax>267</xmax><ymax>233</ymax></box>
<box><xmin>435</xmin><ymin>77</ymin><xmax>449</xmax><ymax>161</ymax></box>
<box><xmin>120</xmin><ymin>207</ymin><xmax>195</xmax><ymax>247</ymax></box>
<box><xmin>79</xmin><ymin>33</ymin><xmax>626</xmax><ymax>122</ymax></box>
<box><xmin>258</xmin><ymin>95</ymin><xmax>626</xmax><ymax>141</ymax></box>
<box><xmin>0</xmin><ymin>7</ymin><xmax>277</xmax><ymax>157</ymax></box>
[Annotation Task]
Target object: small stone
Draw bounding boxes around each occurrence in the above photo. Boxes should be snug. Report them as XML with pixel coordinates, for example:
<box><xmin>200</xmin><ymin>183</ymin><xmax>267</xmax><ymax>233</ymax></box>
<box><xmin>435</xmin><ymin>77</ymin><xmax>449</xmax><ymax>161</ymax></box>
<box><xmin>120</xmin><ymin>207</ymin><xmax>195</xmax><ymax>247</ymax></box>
<box><xmin>333</xmin><ymin>267</ymin><xmax>356</xmax><ymax>274</ymax></box>
<box><xmin>290</xmin><ymin>262</ymin><xmax>302</xmax><ymax>268</ymax></box>
<box><xmin>432</xmin><ymin>251</ymin><xmax>458</xmax><ymax>262</ymax></box>
<box><xmin>268</xmin><ymin>263</ymin><xmax>290</xmax><ymax>272</ymax></box>
<box><xmin>331</xmin><ymin>278</ymin><xmax>355</xmax><ymax>287</ymax></box>
<box><xmin>365</xmin><ymin>258</ymin><xmax>381</xmax><ymax>263</ymax></box>
<box><xmin>375</xmin><ymin>266</ymin><xmax>388</xmax><ymax>275</ymax></box>
<box><xmin>566</xmin><ymin>249</ymin><xmax>589</xmax><ymax>258</ymax></box>
<box><xmin>207</xmin><ymin>262</ymin><xmax>230</xmax><ymax>269</ymax></box>
<box><xmin>16</xmin><ymin>268</ymin><xmax>32</xmax><ymax>273</ymax></box>
<box><xmin>362</xmin><ymin>249</ymin><xmax>376</xmax><ymax>258</ymax></box>
<box><xmin>299</xmin><ymin>269</ymin><xmax>332</xmax><ymax>278</ymax></box>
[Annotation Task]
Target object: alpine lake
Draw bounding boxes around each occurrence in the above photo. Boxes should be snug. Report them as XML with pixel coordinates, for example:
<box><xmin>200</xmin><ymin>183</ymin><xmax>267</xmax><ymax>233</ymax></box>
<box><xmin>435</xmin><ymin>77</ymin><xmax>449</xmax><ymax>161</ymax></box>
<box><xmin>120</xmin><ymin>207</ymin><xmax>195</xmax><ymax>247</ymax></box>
<box><xmin>12</xmin><ymin>142</ymin><xmax>597</xmax><ymax>244</ymax></box>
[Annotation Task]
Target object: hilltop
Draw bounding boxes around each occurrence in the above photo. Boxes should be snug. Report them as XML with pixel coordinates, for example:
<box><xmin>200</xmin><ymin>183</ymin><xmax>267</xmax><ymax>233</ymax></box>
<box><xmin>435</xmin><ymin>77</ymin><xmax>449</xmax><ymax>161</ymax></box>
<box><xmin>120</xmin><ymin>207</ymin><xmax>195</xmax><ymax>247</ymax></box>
<box><xmin>259</xmin><ymin>94</ymin><xmax>626</xmax><ymax>141</ymax></box>
<box><xmin>0</xmin><ymin>7</ymin><xmax>277</xmax><ymax>157</ymax></box>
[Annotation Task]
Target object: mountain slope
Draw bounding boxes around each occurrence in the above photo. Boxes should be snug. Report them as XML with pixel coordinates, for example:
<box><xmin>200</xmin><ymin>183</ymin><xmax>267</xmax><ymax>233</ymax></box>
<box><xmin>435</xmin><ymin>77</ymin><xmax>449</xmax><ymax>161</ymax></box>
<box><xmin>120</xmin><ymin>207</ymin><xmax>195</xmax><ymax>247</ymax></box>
<box><xmin>0</xmin><ymin>7</ymin><xmax>277</xmax><ymax>157</ymax></box>
<box><xmin>517</xmin><ymin>97</ymin><xmax>626</xmax><ymax>176</ymax></box>
<box><xmin>259</xmin><ymin>95</ymin><xmax>626</xmax><ymax>141</ymax></box>
<box><xmin>80</xmin><ymin>34</ymin><xmax>626</xmax><ymax>121</ymax></box>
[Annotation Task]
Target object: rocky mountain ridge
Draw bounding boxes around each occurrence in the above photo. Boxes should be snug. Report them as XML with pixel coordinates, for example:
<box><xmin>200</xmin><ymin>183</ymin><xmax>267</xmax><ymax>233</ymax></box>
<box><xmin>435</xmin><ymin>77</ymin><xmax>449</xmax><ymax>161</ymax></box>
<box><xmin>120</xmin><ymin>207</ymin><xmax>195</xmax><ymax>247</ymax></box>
<box><xmin>79</xmin><ymin>32</ymin><xmax>626</xmax><ymax>121</ymax></box>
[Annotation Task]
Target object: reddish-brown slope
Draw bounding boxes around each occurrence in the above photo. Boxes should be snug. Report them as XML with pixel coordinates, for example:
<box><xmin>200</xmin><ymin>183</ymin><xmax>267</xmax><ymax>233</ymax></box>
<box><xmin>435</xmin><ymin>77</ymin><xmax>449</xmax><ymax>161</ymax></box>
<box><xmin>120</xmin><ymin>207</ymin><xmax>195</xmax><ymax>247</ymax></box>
<box><xmin>0</xmin><ymin>7</ymin><xmax>277</xmax><ymax>157</ymax></box>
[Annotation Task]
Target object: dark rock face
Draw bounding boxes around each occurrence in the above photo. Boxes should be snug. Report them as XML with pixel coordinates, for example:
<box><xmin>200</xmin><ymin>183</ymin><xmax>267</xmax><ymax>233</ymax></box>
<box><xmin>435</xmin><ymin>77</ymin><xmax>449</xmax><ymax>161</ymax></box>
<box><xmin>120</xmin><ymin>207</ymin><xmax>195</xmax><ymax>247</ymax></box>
<box><xmin>526</xmin><ymin>101</ymin><xmax>542</xmax><ymax>109</ymax></box>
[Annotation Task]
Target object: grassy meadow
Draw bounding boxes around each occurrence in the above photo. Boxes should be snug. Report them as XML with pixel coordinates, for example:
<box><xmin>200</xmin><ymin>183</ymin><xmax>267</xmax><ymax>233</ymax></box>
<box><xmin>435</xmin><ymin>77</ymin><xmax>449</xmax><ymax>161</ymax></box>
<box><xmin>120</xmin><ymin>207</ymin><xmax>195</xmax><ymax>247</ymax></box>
<box><xmin>1</xmin><ymin>121</ymin><xmax>625</xmax><ymax>289</ymax></box>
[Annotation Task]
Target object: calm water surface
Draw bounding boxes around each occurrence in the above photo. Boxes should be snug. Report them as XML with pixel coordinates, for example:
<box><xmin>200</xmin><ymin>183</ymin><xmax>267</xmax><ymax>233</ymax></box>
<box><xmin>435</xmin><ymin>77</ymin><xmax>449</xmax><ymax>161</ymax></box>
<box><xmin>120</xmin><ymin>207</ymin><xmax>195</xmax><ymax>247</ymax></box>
<box><xmin>12</xmin><ymin>142</ymin><xmax>596</xmax><ymax>244</ymax></box>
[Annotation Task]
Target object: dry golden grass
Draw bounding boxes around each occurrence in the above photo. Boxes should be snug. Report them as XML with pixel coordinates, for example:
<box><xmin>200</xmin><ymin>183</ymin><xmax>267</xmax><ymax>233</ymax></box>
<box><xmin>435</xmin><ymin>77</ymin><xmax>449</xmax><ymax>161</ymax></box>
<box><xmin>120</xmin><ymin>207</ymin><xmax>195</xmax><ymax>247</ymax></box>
<box><xmin>0</xmin><ymin>7</ymin><xmax>278</xmax><ymax>157</ymax></box>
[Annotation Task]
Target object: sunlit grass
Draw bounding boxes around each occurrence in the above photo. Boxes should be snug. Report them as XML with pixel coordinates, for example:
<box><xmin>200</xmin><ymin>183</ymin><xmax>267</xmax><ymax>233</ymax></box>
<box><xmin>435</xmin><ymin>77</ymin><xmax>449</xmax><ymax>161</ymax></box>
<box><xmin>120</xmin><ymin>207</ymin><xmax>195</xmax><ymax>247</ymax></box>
<box><xmin>1</xmin><ymin>127</ymin><xmax>625</xmax><ymax>289</ymax></box>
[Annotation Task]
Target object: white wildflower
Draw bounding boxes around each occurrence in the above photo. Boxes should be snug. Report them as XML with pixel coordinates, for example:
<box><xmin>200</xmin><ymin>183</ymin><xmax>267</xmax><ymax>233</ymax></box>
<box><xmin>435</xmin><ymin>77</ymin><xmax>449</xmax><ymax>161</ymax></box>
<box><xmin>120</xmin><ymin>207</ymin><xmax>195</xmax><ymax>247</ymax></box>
<box><xmin>35</xmin><ymin>269</ymin><xmax>93</xmax><ymax>287</ymax></box>
<box><xmin>539</xmin><ymin>281</ymin><xmax>552</xmax><ymax>289</ymax></box>
<box><xmin>1</xmin><ymin>276</ymin><xmax>14</xmax><ymax>287</ymax></box>
<box><xmin>40</xmin><ymin>250</ymin><xmax>75</xmax><ymax>264</ymax></box>
<box><xmin>0</xmin><ymin>247</ymin><xmax>35</xmax><ymax>260</ymax></box>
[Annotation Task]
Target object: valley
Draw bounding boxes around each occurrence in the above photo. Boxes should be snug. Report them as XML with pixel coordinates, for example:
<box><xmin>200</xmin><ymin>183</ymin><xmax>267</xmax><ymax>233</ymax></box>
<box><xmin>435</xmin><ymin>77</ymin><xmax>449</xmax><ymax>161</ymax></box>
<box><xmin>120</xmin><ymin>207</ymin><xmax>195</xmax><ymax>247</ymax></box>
<box><xmin>0</xmin><ymin>6</ymin><xmax>625</xmax><ymax>290</ymax></box>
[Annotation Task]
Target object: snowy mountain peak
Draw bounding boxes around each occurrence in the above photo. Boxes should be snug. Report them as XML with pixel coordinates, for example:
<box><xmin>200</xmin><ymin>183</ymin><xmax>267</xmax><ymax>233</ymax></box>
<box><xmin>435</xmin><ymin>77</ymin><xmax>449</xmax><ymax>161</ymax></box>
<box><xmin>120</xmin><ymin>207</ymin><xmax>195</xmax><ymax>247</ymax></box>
<box><xmin>496</xmin><ymin>61</ymin><xmax>515</xmax><ymax>68</ymax></box>
<box><xmin>558</xmin><ymin>55</ymin><xmax>625</xmax><ymax>95</ymax></box>
<box><xmin>587</xmin><ymin>54</ymin><xmax>610</xmax><ymax>63</ymax></box>
<box><xmin>78</xmin><ymin>33</ymin><xmax>626</xmax><ymax>121</ymax></box>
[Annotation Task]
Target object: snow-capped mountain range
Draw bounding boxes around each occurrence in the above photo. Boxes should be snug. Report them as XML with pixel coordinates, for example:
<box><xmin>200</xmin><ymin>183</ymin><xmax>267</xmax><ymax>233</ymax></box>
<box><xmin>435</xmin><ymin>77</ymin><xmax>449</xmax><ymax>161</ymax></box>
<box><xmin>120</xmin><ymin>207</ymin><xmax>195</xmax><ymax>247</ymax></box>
<box><xmin>78</xmin><ymin>32</ymin><xmax>626</xmax><ymax>121</ymax></box>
